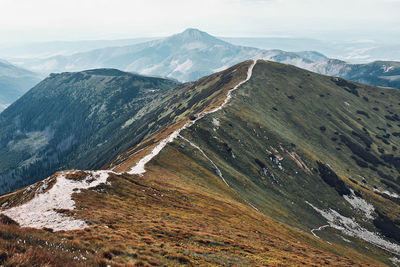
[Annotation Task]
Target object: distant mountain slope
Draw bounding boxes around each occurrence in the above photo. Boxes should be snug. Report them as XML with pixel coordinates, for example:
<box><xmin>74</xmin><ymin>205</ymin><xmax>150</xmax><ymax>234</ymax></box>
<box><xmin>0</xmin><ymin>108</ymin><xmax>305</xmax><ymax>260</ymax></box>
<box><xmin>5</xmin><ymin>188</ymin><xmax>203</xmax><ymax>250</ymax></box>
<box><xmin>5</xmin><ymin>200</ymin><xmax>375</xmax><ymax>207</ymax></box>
<box><xmin>309</xmin><ymin>59</ymin><xmax>400</xmax><ymax>89</ymax></box>
<box><xmin>11</xmin><ymin>29</ymin><xmax>400</xmax><ymax>90</ymax></box>
<box><xmin>0</xmin><ymin>38</ymin><xmax>159</xmax><ymax>59</ymax></box>
<box><xmin>11</xmin><ymin>29</ymin><xmax>317</xmax><ymax>82</ymax></box>
<box><xmin>222</xmin><ymin>37</ymin><xmax>400</xmax><ymax>63</ymax></box>
<box><xmin>0</xmin><ymin>60</ymin><xmax>40</xmax><ymax>111</ymax></box>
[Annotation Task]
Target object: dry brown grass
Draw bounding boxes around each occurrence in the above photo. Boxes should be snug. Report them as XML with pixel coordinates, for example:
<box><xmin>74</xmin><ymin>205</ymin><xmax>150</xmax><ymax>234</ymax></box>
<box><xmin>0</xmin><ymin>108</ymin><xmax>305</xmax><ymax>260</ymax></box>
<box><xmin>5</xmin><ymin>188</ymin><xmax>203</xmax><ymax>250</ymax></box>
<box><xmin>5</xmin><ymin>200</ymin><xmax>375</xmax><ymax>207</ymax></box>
<box><xmin>0</xmin><ymin>160</ymin><xmax>382</xmax><ymax>266</ymax></box>
<box><xmin>0</xmin><ymin>60</ymin><xmax>386</xmax><ymax>266</ymax></box>
<box><xmin>0</xmin><ymin>219</ymin><xmax>105</xmax><ymax>266</ymax></box>
<box><xmin>64</xmin><ymin>170</ymin><xmax>88</xmax><ymax>181</ymax></box>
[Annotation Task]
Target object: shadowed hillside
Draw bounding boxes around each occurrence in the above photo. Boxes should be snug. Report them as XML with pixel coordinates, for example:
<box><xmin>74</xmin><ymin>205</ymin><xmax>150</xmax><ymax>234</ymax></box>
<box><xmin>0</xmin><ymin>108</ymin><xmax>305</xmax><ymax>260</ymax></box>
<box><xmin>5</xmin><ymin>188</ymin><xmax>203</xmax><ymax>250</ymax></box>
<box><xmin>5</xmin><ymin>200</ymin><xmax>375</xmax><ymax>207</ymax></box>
<box><xmin>0</xmin><ymin>60</ymin><xmax>40</xmax><ymax>111</ymax></box>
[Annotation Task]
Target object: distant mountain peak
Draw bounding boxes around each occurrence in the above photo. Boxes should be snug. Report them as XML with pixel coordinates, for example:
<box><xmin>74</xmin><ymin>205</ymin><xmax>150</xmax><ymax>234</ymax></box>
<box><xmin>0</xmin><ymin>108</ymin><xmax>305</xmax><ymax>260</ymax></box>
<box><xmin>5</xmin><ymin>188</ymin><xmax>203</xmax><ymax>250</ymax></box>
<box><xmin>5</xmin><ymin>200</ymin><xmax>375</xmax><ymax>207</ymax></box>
<box><xmin>168</xmin><ymin>28</ymin><xmax>225</xmax><ymax>44</ymax></box>
<box><xmin>181</xmin><ymin>28</ymin><xmax>207</xmax><ymax>36</ymax></box>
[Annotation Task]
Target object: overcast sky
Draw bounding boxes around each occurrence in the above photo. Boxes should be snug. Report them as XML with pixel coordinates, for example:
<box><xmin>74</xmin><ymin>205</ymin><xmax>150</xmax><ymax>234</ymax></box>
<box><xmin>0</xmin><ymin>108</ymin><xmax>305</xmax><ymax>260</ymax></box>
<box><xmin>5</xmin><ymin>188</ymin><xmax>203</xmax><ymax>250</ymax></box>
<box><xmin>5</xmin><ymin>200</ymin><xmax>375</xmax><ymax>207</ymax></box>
<box><xmin>0</xmin><ymin>0</ymin><xmax>399</xmax><ymax>44</ymax></box>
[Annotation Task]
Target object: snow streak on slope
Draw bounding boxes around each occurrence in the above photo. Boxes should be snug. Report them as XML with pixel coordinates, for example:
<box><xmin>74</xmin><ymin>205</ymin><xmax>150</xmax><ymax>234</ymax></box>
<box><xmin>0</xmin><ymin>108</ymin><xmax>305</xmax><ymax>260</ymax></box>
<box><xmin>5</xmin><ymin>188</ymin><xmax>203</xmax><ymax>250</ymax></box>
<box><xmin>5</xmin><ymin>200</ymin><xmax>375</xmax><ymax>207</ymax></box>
<box><xmin>307</xmin><ymin>201</ymin><xmax>400</xmax><ymax>256</ymax></box>
<box><xmin>128</xmin><ymin>59</ymin><xmax>257</xmax><ymax>176</ymax></box>
<box><xmin>310</xmin><ymin>224</ymin><xmax>330</xmax><ymax>238</ymax></box>
<box><xmin>179</xmin><ymin>135</ymin><xmax>229</xmax><ymax>187</ymax></box>
<box><xmin>2</xmin><ymin>170</ymin><xmax>109</xmax><ymax>231</ymax></box>
<box><xmin>179</xmin><ymin>135</ymin><xmax>260</xmax><ymax>212</ymax></box>
<box><xmin>343</xmin><ymin>190</ymin><xmax>375</xmax><ymax>220</ymax></box>
<box><xmin>1</xmin><ymin>60</ymin><xmax>257</xmax><ymax>231</ymax></box>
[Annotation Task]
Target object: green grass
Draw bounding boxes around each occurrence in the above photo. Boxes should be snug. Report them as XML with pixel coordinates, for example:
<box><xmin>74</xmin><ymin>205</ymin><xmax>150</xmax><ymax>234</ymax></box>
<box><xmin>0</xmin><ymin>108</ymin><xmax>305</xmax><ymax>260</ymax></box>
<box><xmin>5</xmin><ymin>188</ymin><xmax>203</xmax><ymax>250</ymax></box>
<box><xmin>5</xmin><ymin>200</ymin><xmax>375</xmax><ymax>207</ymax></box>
<box><xmin>171</xmin><ymin>60</ymin><xmax>400</xmax><ymax>265</ymax></box>
<box><xmin>1</xmin><ymin>60</ymin><xmax>398</xmax><ymax>266</ymax></box>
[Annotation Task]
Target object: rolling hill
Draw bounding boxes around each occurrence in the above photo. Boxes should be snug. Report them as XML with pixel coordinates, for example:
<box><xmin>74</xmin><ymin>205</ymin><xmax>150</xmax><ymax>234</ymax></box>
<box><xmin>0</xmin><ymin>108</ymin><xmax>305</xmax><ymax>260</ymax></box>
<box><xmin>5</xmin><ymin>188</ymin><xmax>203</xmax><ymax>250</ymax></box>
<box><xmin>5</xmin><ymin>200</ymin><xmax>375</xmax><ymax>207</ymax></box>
<box><xmin>1</xmin><ymin>60</ymin><xmax>400</xmax><ymax>265</ymax></box>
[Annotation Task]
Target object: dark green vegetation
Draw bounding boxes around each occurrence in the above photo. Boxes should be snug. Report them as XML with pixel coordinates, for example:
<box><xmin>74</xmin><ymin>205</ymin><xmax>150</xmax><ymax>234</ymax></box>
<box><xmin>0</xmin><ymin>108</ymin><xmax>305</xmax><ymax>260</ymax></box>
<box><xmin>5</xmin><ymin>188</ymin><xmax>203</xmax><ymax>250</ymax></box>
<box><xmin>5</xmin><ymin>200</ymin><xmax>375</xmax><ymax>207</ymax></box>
<box><xmin>1</xmin><ymin>60</ymin><xmax>400</xmax><ymax>266</ymax></box>
<box><xmin>0</xmin><ymin>62</ymin><xmax>255</xmax><ymax>195</ymax></box>
<box><xmin>0</xmin><ymin>60</ymin><xmax>40</xmax><ymax>111</ymax></box>
<box><xmin>0</xmin><ymin>69</ymin><xmax>179</xmax><ymax>194</ymax></box>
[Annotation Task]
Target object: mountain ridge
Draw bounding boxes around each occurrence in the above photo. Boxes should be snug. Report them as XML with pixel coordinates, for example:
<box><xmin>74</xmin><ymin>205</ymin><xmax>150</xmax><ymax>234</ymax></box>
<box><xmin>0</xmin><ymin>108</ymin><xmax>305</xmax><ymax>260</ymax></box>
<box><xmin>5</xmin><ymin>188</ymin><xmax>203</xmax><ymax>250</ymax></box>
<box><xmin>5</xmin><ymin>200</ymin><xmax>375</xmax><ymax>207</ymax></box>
<box><xmin>8</xmin><ymin>28</ymin><xmax>400</xmax><ymax>91</ymax></box>
<box><xmin>7</xmin><ymin>29</ymin><xmax>320</xmax><ymax>82</ymax></box>
<box><xmin>1</xmin><ymin>60</ymin><xmax>400</xmax><ymax>265</ymax></box>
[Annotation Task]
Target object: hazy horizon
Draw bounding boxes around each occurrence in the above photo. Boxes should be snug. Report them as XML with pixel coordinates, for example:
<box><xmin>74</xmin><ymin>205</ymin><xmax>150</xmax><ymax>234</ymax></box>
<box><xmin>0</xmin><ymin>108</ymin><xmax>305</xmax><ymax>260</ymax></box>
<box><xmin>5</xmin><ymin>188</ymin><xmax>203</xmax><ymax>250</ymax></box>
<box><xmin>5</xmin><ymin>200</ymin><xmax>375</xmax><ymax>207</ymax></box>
<box><xmin>1</xmin><ymin>0</ymin><xmax>399</xmax><ymax>45</ymax></box>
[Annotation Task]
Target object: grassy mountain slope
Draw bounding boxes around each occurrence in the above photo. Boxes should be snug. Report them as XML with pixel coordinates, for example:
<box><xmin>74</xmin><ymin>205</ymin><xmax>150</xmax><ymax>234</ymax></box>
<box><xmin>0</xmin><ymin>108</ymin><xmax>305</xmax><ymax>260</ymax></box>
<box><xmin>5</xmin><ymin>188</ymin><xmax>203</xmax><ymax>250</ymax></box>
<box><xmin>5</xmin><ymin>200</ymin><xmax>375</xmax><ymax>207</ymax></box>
<box><xmin>111</xmin><ymin>60</ymin><xmax>400</xmax><ymax>265</ymax></box>
<box><xmin>0</xmin><ymin>60</ymin><xmax>384</xmax><ymax>266</ymax></box>
<box><xmin>2</xmin><ymin>60</ymin><xmax>400</xmax><ymax>265</ymax></box>
<box><xmin>0</xmin><ymin>60</ymin><xmax>262</xmax><ymax>195</ymax></box>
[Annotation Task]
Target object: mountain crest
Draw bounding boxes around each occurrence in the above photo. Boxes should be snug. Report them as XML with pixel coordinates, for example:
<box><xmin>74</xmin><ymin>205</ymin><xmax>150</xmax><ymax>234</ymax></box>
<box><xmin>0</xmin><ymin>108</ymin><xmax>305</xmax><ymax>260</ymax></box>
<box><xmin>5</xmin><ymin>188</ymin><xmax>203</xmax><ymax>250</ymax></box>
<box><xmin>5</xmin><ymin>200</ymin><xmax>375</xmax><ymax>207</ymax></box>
<box><xmin>167</xmin><ymin>28</ymin><xmax>226</xmax><ymax>44</ymax></box>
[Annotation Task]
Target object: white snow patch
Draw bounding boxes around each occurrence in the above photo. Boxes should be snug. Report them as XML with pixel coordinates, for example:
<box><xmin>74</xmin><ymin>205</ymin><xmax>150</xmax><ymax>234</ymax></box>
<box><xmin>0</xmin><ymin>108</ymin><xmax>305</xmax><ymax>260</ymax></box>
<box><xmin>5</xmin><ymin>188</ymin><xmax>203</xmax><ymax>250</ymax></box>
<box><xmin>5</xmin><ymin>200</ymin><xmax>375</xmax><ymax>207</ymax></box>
<box><xmin>374</xmin><ymin>188</ymin><xmax>400</xmax><ymax>198</ymax></box>
<box><xmin>341</xmin><ymin>236</ymin><xmax>351</xmax><ymax>243</ymax></box>
<box><xmin>212</xmin><ymin>118</ymin><xmax>220</xmax><ymax>127</ymax></box>
<box><xmin>310</xmin><ymin>224</ymin><xmax>330</xmax><ymax>238</ymax></box>
<box><xmin>307</xmin><ymin>201</ymin><xmax>400</xmax><ymax>255</ymax></box>
<box><xmin>390</xmin><ymin>256</ymin><xmax>400</xmax><ymax>266</ymax></box>
<box><xmin>2</xmin><ymin>170</ymin><xmax>110</xmax><ymax>231</ymax></box>
<box><xmin>127</xmin><ymin>128</ymin><xmax>182</xmax><ymax>175</ymax></box>
<box><xmin>127</xmin><ymin>60</ymin><xmax>260</xmax><ymax>213</ymax></box>
<box><xmin>128</xmin><ymin>59</ymin><xmax>257</xmax><ymax>176</ymax></box>
<box><xmin>344</xmin><ymin>190</ymin><xmax>375</xmax><ymax>220</ymax></box>
<box><xmin>382</xmin><ymin>65</ymin><xmax>395</xmax><ymax>73</ymax></box>
<box><xmin>121</xmin><ymin>118</ymin><xmax>135</xmax><ymax>129</ymax></box>
<box><xmin>140</xmin><ymin>63</ymin><xmax>163</xmax><ymax>74</ymax></box>
<box><xmin>179</xmin><ymin>135</ymin><xmax>229</xmax><ymax>187</ymax></box>
<box><xmin>173</xmin><ymin>59</ymin><xmax>193</xmax><ymax>73</ymax></box>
